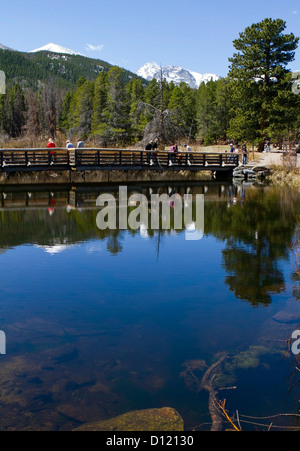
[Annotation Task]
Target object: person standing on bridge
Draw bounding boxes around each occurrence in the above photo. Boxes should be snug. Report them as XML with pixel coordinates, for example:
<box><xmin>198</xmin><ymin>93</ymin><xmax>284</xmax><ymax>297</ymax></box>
<box><xmin>77</xmin><ymin>139</ymin><xmax>84</xmax><ymax>164</ymax></box>
<box><xmin>229</xmin><ymin>142</ymin><xmax>236</xmax><ymax>163</ymax></box>
<box><xmin>152</xmin><ymin>138</ymin><xmax>159</xmax><ymax>165</ymax></box>
<box><xmin>184</xmin><ymin>144</ymin><xmax>192</xmax><ymax>166</ymax></box>
<box><xmin>66</xmin><ymin>140</ymin><xmax>75</xmax><ymax>166</ymax></box>
<box><xmin>47</xmin><ymin>138</ymin><xmax>56</xmax><ymax>165</ymax></box>
<box><xmin>66</xmin><ymin>140</ymin><xmax>75</xmax><ymax>149</ymax></box>
<box><xmin>242</xmin><ymin>141</ymin><xmax>248</xmax><ymax>165</ymax></box>
<box><xmin>145</xmin><ymin>141</ymin><xmax>153</xmax><ymax>165</ymax></box>
<box><xmin>169</xmin><ymin>144</ymin><xmax>178</xmax><ymax>165</ymax></box>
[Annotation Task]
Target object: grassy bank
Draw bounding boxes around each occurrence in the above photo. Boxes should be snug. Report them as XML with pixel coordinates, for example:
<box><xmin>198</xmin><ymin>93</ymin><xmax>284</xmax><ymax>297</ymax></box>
<box><xmin>267</xmin><ymin>166</ymin><xmax>300</xmax><ymax>186</ymax></box>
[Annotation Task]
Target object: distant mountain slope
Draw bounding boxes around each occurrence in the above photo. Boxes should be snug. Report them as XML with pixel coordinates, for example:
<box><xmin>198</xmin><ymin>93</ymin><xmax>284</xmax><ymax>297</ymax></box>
<box><xmin>0</xmin><ymin>46</ymin><xmax>139</xmax><ymax>89</ymax></box>
<box><xmin>0</xmin><ymin>43</ymin><xmax>14</xmax><ymax>51</ymax></box>
<box><xmin>137</xmin><ymin>62</ymin><xmax>220</xmax><ymax>88</ymax></box>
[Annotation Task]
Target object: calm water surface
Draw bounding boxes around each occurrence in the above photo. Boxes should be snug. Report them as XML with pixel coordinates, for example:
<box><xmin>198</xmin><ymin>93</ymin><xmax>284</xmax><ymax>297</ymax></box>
<box><xmin>0</xmin><ymin>182</ymin><xmax>300</xmax><ymax>431</ymax></box>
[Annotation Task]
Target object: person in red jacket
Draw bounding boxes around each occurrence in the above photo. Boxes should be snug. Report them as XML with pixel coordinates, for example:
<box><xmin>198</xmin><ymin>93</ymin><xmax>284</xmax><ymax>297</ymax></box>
<box><xmin>47</xmin><ymin>138</ymin><xmax>56</xmax><ymax>165</ymax></box>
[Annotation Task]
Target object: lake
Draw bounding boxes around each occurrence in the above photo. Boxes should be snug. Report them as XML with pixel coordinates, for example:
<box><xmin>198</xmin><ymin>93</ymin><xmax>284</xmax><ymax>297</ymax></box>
<box><xmin>0</xmin><ymin>181</ymin><xmax>300</xmax><ymax>431</ymax></box>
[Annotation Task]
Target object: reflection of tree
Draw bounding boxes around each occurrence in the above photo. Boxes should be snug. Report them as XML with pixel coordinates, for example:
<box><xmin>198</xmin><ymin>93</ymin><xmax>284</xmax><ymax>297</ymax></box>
<box><xmin>292</xmin><ymin>225</ymin><xmax>300</xmax><ymax>300</ymax></box>
<box><xmin>106</xmin><ymin>230</ymin><xmax>124</xmax><ymax>255</ymax></box>
<box><xmin>206</xmin><ymin>187</ymin><xmax>300</xmax><ymax>307</ymax></box>
<box><xmin>223</xmin><ymin>242</ymin><xmax>285</xmax><ymax>306</ymax></box>
<box><xmin>1</xmin><ymin>185</ymin><xmax>300</xmax><ymax>305</ymax></box>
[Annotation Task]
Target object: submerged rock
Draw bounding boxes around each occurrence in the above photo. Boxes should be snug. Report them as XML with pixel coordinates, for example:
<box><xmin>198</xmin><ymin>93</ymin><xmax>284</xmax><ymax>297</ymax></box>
<box><xmin>73</xmin><ymin>407</ymin><xmax>184</xmax><ymax>432</ymax></box>
<box><xmin>272</xmin><ymin>311</ymin><xmax>300</xmax><ymax>324</ymax></box>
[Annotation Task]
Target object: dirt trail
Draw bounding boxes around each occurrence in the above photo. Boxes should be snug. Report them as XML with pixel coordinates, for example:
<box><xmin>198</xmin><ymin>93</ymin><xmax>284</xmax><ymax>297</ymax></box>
<box><xmin>252</xmin><ymin>150</ymin><xmax>300</xmax><ymax>168</ymax></box>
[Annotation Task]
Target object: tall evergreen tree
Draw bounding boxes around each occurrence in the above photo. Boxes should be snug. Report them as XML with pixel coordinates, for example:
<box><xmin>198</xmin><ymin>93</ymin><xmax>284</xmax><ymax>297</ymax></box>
<box><xmin>5</xmin><ymin>84</ymin><xmax>26</xmax><ymax>138</ymax></box>
<box><xmin>196</xmin><ymin>80</ymin><xmax>218</xmax><ymax>145</ymax></box>
<box><xmin>126</xmin><ymin>77</ymin><xmax>146</xmax><ymax>142</ymax></box>
<box><xmin>43</xmin><ymin>82</ymin><xmax>57</xmax><ymax>139</ymax></box>
<box><xmin>228</xmin><ymin>18</ymin><xmax>299</xmax><ymax>150</ymax></box>
<box><xmin>92</xmin><ymin>71</ymin><xmax>108</xmax><ymax>134</ymax></box>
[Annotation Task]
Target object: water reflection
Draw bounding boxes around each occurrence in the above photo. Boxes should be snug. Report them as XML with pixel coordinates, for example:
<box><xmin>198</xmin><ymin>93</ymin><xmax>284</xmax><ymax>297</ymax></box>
<box><xmin>0</xmin><ymin>181</ymin><xmax>300</xmax><ymax>430</ymax></box>
<box><xmin>1</xmin><ymin>182</ymin><xmax>299</xmax><ymax>308</ymax></box>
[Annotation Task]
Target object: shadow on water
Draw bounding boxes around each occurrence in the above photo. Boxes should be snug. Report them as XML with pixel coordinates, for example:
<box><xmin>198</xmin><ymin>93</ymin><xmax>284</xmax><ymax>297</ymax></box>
<box><xmin>0</xmin><ymin>180</ymin><xmax>300</xmax><ymax>430</ymax></box>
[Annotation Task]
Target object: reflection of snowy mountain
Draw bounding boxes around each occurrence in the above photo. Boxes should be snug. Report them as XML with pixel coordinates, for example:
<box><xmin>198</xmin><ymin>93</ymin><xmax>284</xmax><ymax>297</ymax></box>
<box><xmin>36</xmin><ymin>244</ymin><xmax>74</xmax><ymax>255</ymax></box>
<box><xmin>35</xmin><ymin>237</ymin><xmax>77</xmax><ymax>255</ymax></box>
<box><xmin>36</xmin><ymin>240</ymin><xmax>104</xmax><ymax>255</ymax></box>
<box><xmin>137</xmin><ymin>62</ymin><xmax>220</xmax><ymax>88</ymax></box>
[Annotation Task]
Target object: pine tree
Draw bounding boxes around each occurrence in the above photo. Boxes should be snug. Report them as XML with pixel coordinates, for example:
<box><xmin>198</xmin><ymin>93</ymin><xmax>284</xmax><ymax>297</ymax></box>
<box><xmin>126</xmin><ymin>77</ymin><xmax>146</xmax><ymax>142</ymax></box>
<box><xmin>105</xmin><ymin>67</ymin><xmax>130</xmax><ymax>143</ymax></box>
<box><xmin>59</xmin><ymin>90</ymin><xmax>74</xmax><ymax>133</ymax></box>
<box><xmin>196</xmin><ymin>80</ymin><xmax>218</xmax><ymax>145</ymax></box>
<box><xmin>43</xmin><ymin>82</ymin><xmax>57</xmax><ymax>139</ymax></box>
<box><xmin>5</xmin><ymin>84</ymin><xmax>26</xmax><ymax>138</ymax></box>
<box><xmin>168</xmin><ymin>83</ymin><xmax>197</xmax><ymax>140</ymax></box>
<box><xmin>228</xmin><ymin>18</ymin><xmax>299</xmax><ymax>150</ymax></box>
<box><xmin>92</xmin><ymin>71</ymin><xmax>108</xmax><ymax>134</ymax></box>
<box><xmin>26</xmin><ymin>91</ymin><xmax>42</xmax><ymax>139</ymax></box>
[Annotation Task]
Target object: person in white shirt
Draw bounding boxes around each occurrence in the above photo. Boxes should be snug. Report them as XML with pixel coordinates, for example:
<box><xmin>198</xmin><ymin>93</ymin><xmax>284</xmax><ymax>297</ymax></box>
<box><xmin>184</xmin><ymin>144</ymin><xmax>192</xmax><ymax>165</ymax></box>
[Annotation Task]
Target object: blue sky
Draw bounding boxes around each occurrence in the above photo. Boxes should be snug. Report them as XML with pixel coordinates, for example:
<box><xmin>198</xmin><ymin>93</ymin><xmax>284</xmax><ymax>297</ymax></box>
<box><xmin>1</xmin><ymin>0</ymin><xmax>300</xmax><ymax>76</ymax></box>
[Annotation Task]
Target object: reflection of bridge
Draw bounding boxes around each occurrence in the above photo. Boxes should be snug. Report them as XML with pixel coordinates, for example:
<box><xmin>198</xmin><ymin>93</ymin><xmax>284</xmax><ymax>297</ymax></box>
<box><xmin>0</xmin><ymin>149</ymin><xmax>239</xmax><ymax>175</ymax></box>
<box><xmin>0</xmin><ymin>182</ymin><xmax>233</xmax><ymax>211</ymax></box>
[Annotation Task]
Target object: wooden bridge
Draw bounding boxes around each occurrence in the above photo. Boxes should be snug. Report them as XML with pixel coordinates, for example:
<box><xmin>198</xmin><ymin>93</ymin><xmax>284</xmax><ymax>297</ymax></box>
<box><xmin>0</xmin><ymin>148</ymin><xmax>239</xmax><ymax>174</ymax></box>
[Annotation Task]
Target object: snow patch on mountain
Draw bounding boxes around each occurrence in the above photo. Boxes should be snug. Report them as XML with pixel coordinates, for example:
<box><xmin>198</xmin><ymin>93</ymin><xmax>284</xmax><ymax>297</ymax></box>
<box><xmin>30</xmin><ymin>43</ymin><xmax>83</xmax><ymax>56</ymax></box>
<box><xmin>189</xmin><ymin>71</ymin><xmax>220</xmax><ymax>87</ymax></box>
<box><xmin>137</xmin><ymin>62</ymin><xmax>220</xmax><ymax>88</ymax></box>
<box><xmin>0</xmin><ymin>43</ymin><xmax>14</xmax><ymax>51</ymax></box>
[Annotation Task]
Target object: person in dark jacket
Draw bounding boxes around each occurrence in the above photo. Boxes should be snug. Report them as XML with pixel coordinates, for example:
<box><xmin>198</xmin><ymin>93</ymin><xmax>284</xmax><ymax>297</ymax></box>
<box><xmin>145</xmin><ymin>141</ymin><xmax>153</xmax><ymax>164</ymax></box>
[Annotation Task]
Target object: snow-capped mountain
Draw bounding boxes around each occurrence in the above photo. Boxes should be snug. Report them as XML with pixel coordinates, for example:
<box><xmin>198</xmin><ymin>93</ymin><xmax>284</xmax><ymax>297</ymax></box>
<box><xmin>0</xmin><ymin>43</ymin><xmax>14</xmax><ymax>51</ymax></box>
<box><xmin>30</xmin><ymin>43</ymin><xmax>83</xmax><ymax>56</ymax></box>
<box><xmin>137</xmin><ymin>62</ymin><xmax>220</xmax><ymax>88</ymax></box>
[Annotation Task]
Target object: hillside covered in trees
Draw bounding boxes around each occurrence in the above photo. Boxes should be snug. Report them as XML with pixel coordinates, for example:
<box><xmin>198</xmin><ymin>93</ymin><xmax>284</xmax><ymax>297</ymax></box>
<box><xmin>0</xmin><ymin>18</ymin><xmax>300</xmax><ymax>149</ymax></box>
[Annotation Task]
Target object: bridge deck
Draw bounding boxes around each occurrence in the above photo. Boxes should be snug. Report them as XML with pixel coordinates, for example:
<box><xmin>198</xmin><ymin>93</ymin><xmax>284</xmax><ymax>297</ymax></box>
<box><xmin>0</xmin><ymin>148</ymin><xmax>239</xmax><ymax>172</ymax></box>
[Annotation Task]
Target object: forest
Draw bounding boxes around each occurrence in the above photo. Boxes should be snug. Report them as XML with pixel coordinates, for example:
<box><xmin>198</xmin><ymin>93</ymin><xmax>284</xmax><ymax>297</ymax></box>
<box><xmin>0</xmin><ymin>18</ymin><xmax>300</xmax><ymax>150</ymax></box>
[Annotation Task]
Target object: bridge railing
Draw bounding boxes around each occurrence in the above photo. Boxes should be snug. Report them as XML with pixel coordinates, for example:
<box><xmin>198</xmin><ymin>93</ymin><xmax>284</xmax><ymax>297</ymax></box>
<box><xmin>0</xmin><ymin>148</ymin><xmax>239</xmax><ymax>169</ymax></box>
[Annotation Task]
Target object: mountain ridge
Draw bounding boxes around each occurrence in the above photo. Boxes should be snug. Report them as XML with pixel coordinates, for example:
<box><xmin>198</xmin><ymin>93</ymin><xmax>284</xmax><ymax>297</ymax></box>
<box><xmin>137</xmin><ymin>62</ymin><xmax>220</xmax><ymax>88</ymax></box>
<box><xmin>0</xmin><ymin>43</ymin><xmax>138</xmax><ymax>89</ymax></box>
<box><xmin>0</xmin><ymin>42</ymin><xmax>221</xmax><ymax>89</ymax></box>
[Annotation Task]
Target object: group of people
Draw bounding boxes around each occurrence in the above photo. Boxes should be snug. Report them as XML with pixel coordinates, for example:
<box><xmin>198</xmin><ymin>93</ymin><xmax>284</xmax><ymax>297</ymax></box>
<box><xmin>47</xmin><ymin>138</ymin><xmax>84</xmax><ymax>150</ymax></box>
<box><xmin>47</xmin><ymin>138</ymin><xmax>84</xmax><ymax>164</ymax></box>
<box><xmin>228</xmin><ymin>141</ymin><xmax>248</xmax><ymax>166</ymax></box>
<box><xmin>144</xmin><ymin>140</ymin><xmax>193</xmax><ymax>166</ymax></box>
<box><xmin>145</xmin><ymin>138</ymin><xmax>159</xmax><ymax>165</ymax></box>
<box><xmin>168</xmin><ymin>144</ymin><xmax>192</xmax><ymax>166</ymax></box>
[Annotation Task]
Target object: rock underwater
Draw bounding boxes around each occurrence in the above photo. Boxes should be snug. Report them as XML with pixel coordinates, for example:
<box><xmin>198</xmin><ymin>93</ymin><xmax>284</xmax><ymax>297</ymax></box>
<box><xmin>73</xmin><ymin>407</ymin><xmax>184</xmax><ymax>432</ymax></box>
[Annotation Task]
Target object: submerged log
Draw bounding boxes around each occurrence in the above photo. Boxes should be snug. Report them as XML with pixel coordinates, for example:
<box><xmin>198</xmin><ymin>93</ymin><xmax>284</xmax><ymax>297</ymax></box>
<box><xmin>200</xmin><ymin>354</ymin><xmax>228</xmax><ymax>432</ymax></box>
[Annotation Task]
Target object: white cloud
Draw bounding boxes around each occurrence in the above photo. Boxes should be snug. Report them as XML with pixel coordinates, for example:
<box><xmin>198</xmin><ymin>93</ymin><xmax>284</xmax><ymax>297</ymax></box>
<box><xmin>86</xmin><ymin>43</ymin><xmax>104</xmax><ymax>52</ymax></box>
<box><xmin>292</xmin><ymin>10</ymin><xmax>299</xmax><ymax>15</ymax></box>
